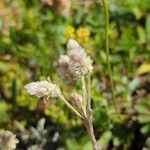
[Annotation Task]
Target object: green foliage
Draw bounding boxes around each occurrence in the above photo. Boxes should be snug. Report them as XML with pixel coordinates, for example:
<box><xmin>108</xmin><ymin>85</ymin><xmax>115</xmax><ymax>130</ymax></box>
<box><xmin>0</xmin><ymin>102</ymin><xmax>11</xmax><ymax>126</ymax></box>
<box><xmin>135</xmin><ymin>97</ymin><xmax>150</xmax><ymax>134</ymax></box>
<box><xmin>0</xmin><ymin>0</ymin><xmax>150</xmax><ymax>149</ymax></box>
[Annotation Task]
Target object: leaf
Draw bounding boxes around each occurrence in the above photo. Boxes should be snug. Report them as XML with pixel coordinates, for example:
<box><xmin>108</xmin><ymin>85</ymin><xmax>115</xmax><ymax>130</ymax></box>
<box><xmin>82</xmin><ymin>141</ymin><xmax>92</xmax><ymax>150</ymax></box>
<box><xmin>66</xmin><ymin>139</ymin><xmax>82</xmax><ymax>150</ymax></box>
<box><xmin>137</xmin><ymin>26</ymin><xmax>146</xmax><ymax>44</ymax></box>
<box><xmin>113</xmin><ymin>136</ymin><xmax>122</xmax><ymax>147</ymax></box>
<box><xmin>135</xmin><ymin>103</ymin><xmax>150</xmax><ymax>114</ymax></box>
<box><xmin>132</xmin><ymin>6</ymin><xmax>142</xmax><ymax>19</ymax></box>
<box><xmin>36</xmin><ymin>118</ymin><xmax>46</xmax><ymax>131</ymax></box>
<box><xmin>98</xmin><ymin>130</ymin><xmax>112</xmax><ymax>149</ymax></box>
<box><xmin>0</xmin><ymin>102</ymin><xmax>10</xmax><ymax>124</ymax></box>
<box><xmin>136</xmin><ymin>63</ymin><xmax>150</xmax><ymax>75</ymax></box>
<box><xmin>140</xmin><ymin>124</ymin><xmax>150</xmax><ymax>134</ymax></box>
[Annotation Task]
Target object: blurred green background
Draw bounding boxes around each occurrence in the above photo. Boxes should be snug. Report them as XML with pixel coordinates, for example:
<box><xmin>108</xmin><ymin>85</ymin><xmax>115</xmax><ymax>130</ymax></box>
<box><xmin>0</xmin><ymin>0</ymin><xmax>150</xmax><ymax>149</ymax></box>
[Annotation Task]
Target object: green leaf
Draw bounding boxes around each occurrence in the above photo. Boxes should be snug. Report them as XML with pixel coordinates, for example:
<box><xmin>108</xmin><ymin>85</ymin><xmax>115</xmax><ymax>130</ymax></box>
<box><xmin>137</xmin><ymin>26</ymin><xmax>146</xmax><ymax>44</ymax></box>
<box><xmin>140</xmin><ymin>124</ymin><xmax>150</xmax><ymax>134</ymax></box>
<box><xmin>66</xmin><ymin>139</ymin><xmax>82</xmax><ymax>150</ymax></box>
<box><xmin>135</xmin><ymin>102</ymin><xmax>150</xmax><ymax>114</ymax></box>
<box><xmin>0</xmin><ymin>102</ymin><xmax>10</xmax><ymax>125</ymax></box>
<box><xmin>98</xmin><ymin>130</ymin><xmax>112</xmax><ymax>149</ymax></box>
<box><xmin>113</xmin><ymin>136</ymin><xmax>121</xmax><ymax>147</ymax></box>
<box><xmin>82</xmin><ymin>141</ymin><xmax>92</xmax><ymax>150</ymax></box>
<box><xmin>136</xmin><ymin>63</ymin><xmax>150</xmax><ymax>75</ymax></box>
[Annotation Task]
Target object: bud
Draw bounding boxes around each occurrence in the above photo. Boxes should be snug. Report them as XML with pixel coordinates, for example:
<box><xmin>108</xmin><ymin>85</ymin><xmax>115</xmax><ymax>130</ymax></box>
<box><xmin>0</xmin><ymin>130</ymin><xmax>19</xmax><ymax>150</ymax></box>
<box><xmin>71</xmin><ymin>92</ymin><xmax>83</xmax><ymax>108</ymax></box>
<box><xmin>24</xmin><ymin>80</ymin><xmax>61</xmax><ymax>98</ymax></box>
<box><xmin>67</xmin><ymin>39</ymin><xmax>80</xmax><ymax>51</ymax></box>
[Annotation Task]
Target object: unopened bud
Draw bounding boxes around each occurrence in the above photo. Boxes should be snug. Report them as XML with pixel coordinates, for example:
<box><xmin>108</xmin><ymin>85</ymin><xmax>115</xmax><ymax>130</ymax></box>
<box><xmin>71</xmin><ymin>92</ymin><xmax>83</xmax><ymax>108</ymax></box>
<box><xmin>67</xmin><ymin>39</ymin><xmax>80</xmax><ymax>51</ymax></box>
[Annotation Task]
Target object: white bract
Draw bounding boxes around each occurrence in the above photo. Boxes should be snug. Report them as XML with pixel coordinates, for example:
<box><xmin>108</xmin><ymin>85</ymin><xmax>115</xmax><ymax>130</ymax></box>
<box><xmin>0</xmin><ymin>130</ymin><xmax>19</xmax><ymax>150</ymax></box>
<box><xmin>24</xmin><ymin>80</ymin><xmax>61</xmax><ymax>98</ymax></box>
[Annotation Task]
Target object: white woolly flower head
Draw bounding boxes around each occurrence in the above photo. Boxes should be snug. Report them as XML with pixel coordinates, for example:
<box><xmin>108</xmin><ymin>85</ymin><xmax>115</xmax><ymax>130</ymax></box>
<box><xmin>0</xmin><ymin>130</ymin><xmax>19</xmax><ymax>150</ymax></box>
<box><xmin>67</xmin><ymin>39</ymin><xmax>93</xmax><ymax>76</ymax></box>
<box><xmin>68</xmin><ymin>50</ymin><xmax>93</xmax><ymax>76</ymax></box>
<box><xmin>24</xmin><ymin>80</ymin><xmax>61</xmax><ymax>98</ymax></box>
<box><xmin>58</xmin><ymin>39</ymin><xmax>93</xmax><ymax>84</ymax></box>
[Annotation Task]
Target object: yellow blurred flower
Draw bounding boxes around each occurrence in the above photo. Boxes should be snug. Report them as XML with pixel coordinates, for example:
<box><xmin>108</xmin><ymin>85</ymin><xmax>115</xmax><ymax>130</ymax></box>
<box><xmin>64</xmin><ymin>26</ymin><xmax>75</xmax><ymax>39</ymax></box>
<box><xmin>64</xmin><ymin>26</ymin><xmax>92</xmax><ymax>51</ymax></box>
<box><xmin>76</xmin><ymin>27</ymin><xmax>90</xmax><ymax>38</ymax></box>
<box><xmin>76</xmin><ymin>27</ymin><xmax>90</xmax><ymax>45</ymax></box>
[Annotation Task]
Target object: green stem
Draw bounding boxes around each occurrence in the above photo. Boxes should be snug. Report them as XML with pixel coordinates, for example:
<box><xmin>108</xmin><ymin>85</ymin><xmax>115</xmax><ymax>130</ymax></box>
<box><xmin>102</xmin><ymin>0</ymin><xmax>118</xmax><ymax>113</ymax></box>
<box><xmin>59</xmin><ymin>95</ymin><xmax>82</xmax><ymax>118</ymax></box>
<box><xmin>86</xmin><ymin>73</ymin><xmax>91</xmax><ymax>110</ymax></box>
<box><xmin>81</xmin><ymin>76</ymin><xmax>87</xmax><ymax>115</ymax></box>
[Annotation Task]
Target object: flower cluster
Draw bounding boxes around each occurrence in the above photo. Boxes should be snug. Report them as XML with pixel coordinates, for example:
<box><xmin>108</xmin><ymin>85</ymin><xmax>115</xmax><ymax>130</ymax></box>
<box><xmin>58</xmin><ymin>39</ymin><xmax>93</xmax><ymax>84</ymax></box>
<box><xmin>64</xmin><ymin>26</ymin><xmax>91</xmax><ymax>46</ymax></box>
<box><xmin>24</xmin><ymin>80</ymin><xmax>61</xmax><ymax>99</ymax></box>
<box><xmin>0</xmin><ymin>130</ymin><xmax>19</xmax><ymax>150</ymax></box>
<box><xmin>64</xmin><ymin>26</ymin><xmax>75</xmax><ymax>39</ymax></box>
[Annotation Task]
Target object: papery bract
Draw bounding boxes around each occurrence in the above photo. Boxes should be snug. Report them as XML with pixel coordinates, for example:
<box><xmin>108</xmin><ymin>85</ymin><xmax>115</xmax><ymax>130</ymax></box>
<box><xmin>24</xmin><ymin>80</ymin><xmax>61</xmax><ymax>98</ymax></box>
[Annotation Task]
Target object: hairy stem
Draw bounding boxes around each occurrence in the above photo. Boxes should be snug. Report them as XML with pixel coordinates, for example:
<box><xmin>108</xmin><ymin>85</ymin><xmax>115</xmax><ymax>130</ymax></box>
<box><xmin>102</xmin><ymin>0</ymin><xmax>118</xmax><ymax>113</ymax></box>
<box><xmin>86</xmin><ymin>72</ymin><xmax>91</xmax><ymax>110</ymax></box>
<box><xmin>81</xmin><ymin>76</ymin><xmax>87</xmax><ymax>116</ymax></box>
<box><xmin>83</xmin><ymin>112</ymin><xmax>99</xmax><ymax>150</ymax></box>
<box><xmin>59</xmin><ymin>95</ymin><xmax>82</xmax><ymax>118</ymax></box>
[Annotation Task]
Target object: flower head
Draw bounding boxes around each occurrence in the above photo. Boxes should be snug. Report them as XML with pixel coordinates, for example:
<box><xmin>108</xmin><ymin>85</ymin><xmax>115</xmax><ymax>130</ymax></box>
<box><xmin>67</xmin><ymin>39</ymin><xmax>93</xmax><ymax>76</ymax></box>
<box><xmin>76</xmin><ymin>27</ymin><xmax>90</xmax><ymax>39</ymax></box>
<box><xmin>58</xmin><ymin>39</ymin><xmax>93</xmax><ymax>83</ymax></box>
<box><xmin>64</xmin><ymin>26</ymin><xmax>75</xmax><ymax>39</ymax></box>
<box><xmin>24</xmin><ymin>80</ymin><xmax>61</xmax><ymax>98</ymax></box>
<box><xmin>0</xmin><ymin>130</ymin><xmax>19</xmax><ymax>150</ymax></box>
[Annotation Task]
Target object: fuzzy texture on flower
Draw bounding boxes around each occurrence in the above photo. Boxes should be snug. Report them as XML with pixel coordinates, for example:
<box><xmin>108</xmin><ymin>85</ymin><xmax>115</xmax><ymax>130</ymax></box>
<box><xmin>0</xmin><ymin>130</ymin><xmax>19</xmax><ymax>150</ymax></box>
<box><xmin>58</xmin><ymin>55</ymin><xmax>76</xmax><ymax>85</ymax></box>
<box><xmin>24</xmin><ymin>80</ymin><xmax>61</xmax><ymax>98</ymax></box>
<box><xmin>67</xmin><ymin>39</ymin><xmax>80</xmax><ymax>50</ymax></box>
<box><xmin>67</xmin><ymin>39</ymin><xmax>93</xmax><ymax>76</ymax></box>
<box><xmin>58</xmin><ymin>39</ymin><xmax>93</xmax><ymax>83</ymax></box>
